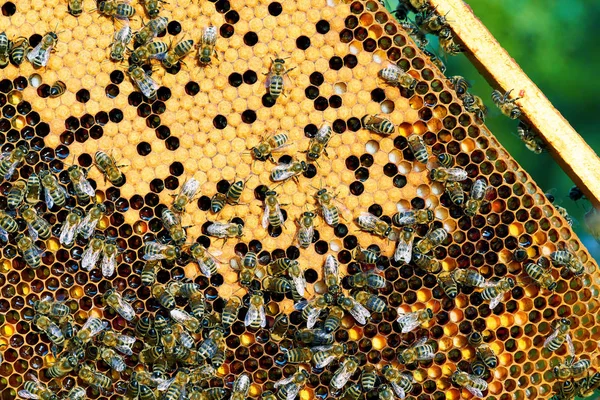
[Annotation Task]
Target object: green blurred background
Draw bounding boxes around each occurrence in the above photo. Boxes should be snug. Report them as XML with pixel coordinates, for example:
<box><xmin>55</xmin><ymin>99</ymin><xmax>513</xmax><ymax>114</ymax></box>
<box><xmin>382</xmin><ymin>0</ymin><xmax>600</xmax><ymax>398</ymax></box>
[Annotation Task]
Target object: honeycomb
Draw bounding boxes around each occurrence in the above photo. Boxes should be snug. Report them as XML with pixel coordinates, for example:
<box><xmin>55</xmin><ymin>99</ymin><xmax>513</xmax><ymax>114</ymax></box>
<box><xmin>0</xmin><ymin>0</ymin><xmax>599</xmax><ymax>399</ymax></box>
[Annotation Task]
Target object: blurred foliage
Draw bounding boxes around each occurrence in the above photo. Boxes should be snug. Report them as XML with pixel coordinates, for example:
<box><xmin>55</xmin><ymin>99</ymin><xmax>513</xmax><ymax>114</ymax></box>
<box><xmin>382</xmin><ymin>1</ymin><xmax>600</xmax><ymax>399</ymax></box>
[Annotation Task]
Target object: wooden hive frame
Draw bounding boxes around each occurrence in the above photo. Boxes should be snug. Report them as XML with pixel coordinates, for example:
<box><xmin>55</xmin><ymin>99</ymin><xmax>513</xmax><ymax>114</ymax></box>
<box><xmin>0</xmin><ymin>0</ymin><xmax>598</xmax><ymax>399</ymax></box>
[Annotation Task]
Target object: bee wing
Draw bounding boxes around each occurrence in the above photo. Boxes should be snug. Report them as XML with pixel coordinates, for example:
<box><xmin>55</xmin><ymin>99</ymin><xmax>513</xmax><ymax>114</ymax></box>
<box><xmin>274</xmin><ymin>375</ymin><xmax>295</xmax><ymax>388</ymax></box>
<box><xmin>81</xmin><ymin>245</ymin><xmax>102</xmax><ymax>271</ymax></box>
<box><xmin>244</xmin><ymin>304</ymin><xmax>258</xmax><ymax>327</ymax></box>
<box><xmin>395</xmin><ymin>213</ymin><xmax>416</xmax><ymax>226</ymax></box>
<box><xmin>262</xmin><ymin>202</ymin><xmax>271</xmax><ymax>229</ymax></box>
<box><xmin>285</xmin><ymin>385</ymin><xmax>300</xmax><ymax>400</ymax></box>
<box><xmin>413</xmin><ymin>336</ymin><xmax>429</xmax><ymax>347</ymax></box>
<box><xmin>396</xmin><ymin>311</ymin><xmax>420</xmax><ymax>333</ymax></box>
<box><xmin>259</xmin><ymin>304</ymin><xmax>267</xmax><ymax>328</ymax></box>
<box><xmin>390</xmin><ymin>382</ymin><xmax>406</xmax><ymax>399</ymax></box>
<box><xmin>17</xmin><ymin>390</ymin><xmax>39</xmax><ymax>399</ymax></box>
<box><xmin>4</xmin><ymin>161</ymin><xmax>18</xmax><ymax>180</ymax></box>
<box><xmin>202</xmin><ymin>26</ymin><xmax>217</xmax><ymax>45</ymax></box>
<box><xmin>275</xmin><ymin>203</ymin><xmax>285</xmax><ymax>226</ymax></box>
<box><xmin>26</xmin><ymin>41</ymin><xmax>44</xmax><ymax>63</ymax></box>
<box><xmin>488</xmin><ymin>292</ymin><xmax>503</xmax><ymax>310</ymax></box>
<box><xmin>77</xmin><ymin>177</ymin><xmax>96</xmax><ymax>196</ymax></box>
<box><xmin>334</xmin><ymin>200</ymin><xmax>352</xmax><ymax>222</ymax></box>
<box><xmin>198</xmin><ymin>259</ymin><xmax>213</xmax><ymax>278</ymax></box>
<box><xmin>108</xmin><ymin>355</ymin><xmax>125</xmax><ymax>372</ymax></box>
<box><xmin>114</xmin><ymin>344</ymin><xmax>133</xmax><ymax>356</ymax></box>
<box><xmin>59</xmin><ymin>221</ymin><xmax>77</xmax><ymax>246</ymax></box>
<box><xmin>101</xmin><ymin>251</ymin><xmax>116</xmax><ymax>278</ymax></box>
<box><xmin>170</xmin><ymin>309</ymin><xmax>193</xmax><ymax>324</ymax></box>
<box><xmin>314</xmin><ymin>353</ymin><xmax>336</xmax><ymax>369</ymax></box>
<box><xmin>116</xmin><ymin>296</ymin><xmax>135</xmax><ymax>320</ymax></box>
<box><xmin>306</xmin><ymin>307</ymin><xmax>321</xmax><ymax>329</ymax></box>
<box><xmin>323</xmin><ymin>255</ymin><xmax>338</xmax><ymax>277</ymax></box>
<box><xmin>394</xmin><ymin>237</ymin><xmax>412</xmax><ymax>264</ymax></box>
<box><xmin>48</xmin><ymin>321</ymin><xmax>63</xmax><ymax>338</ymax></box>
<box><xmin>448</xmin><ymin>168</ymin><xmax>468</xmax><ymax>181</ymax></box>
<box><xmin>180</xmin><ymin>178</ymin><xmax>200</xmax><ymax>198</ymax></box>
<box><xmin>322</xmin><ymin>206</ymin><xmax>337</xmax><ymax>226</ymax></box>
<box><xmin>157</xmin><ymin>377</ymin><xmax>175</xmax><ymax>391</ymax></box>
<box><xmin>357</xmin><ymin>212</ymin><xmax>378</xmax><ymax>229</ymax></box>
<box><xmin>464</xmin><ymin>385</ymin><xmax>484</xmax><ymax>398</ymax></box>
<box><xmin>115</xmin><ymin>24</ymin><xmax>131</xmax><ymax>42</ymax></box>
<box><xmin>290</xmin><ymin>270</ymin><xmax>307</xmax><ymax>296</ymax></box>
<box><xmin>0</xmin><ymin>227</ymin><xmax>8</xmax><ymax>242</ymax></box>
<box><xmin>140</xmin><ymin>76</ymin><xmax>159</xmax><ymax>99</ymax></box>
<box><xmin>331</xmin><ymin>365</ymin><xmax>353</xmax><ymax>389</ymax></box>
<box><xmin>347</xmin><ymin>297</ymin><xmax>371</xmax><ymax>325</ymax></box>
<box><xmin>271</xmin><ymin>164</ymin><xmax>295</xmax><ymax>181</ymax></box>
<box><xmin>566</xmin><ymin>334</ymin><xmax>575</xmax><ymax>356</ymax></box>
<box><xmin>294</xmin><ymin>300</ymin><xmax>308</xmax><ymax>311</ymax></box>
<box><xmin>27</xmin><ymin>223</ymin><xmax>39</xmax><ymax>241</ymax></box>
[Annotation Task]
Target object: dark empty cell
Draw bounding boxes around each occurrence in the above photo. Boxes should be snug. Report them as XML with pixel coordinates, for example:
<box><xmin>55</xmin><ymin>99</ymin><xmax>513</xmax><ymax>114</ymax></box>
<box><xmin>345</xmin><ymin>15</ymin><xmax>359</xmax><ymax>29</ymax></box>
<box><xmin>304</xmin><ymin>124</ymin><xmax>318</xmax><ymax>138</ymax></box>
<box><xmin>213</xmin><ymin>115</ymin><xmax>228</xmax><ymax>129</ymax></box>
<box><xmin>309</xmin><ymin>72</ymin><xmax>324</xmax><ymax>86</ymax></box>
<box><xmin>347</xmin><ymin>117</ymin><xmax>361</xmax><ymax>131</ymax></box>
<box><xmin>215</xmin><ymin>0</ymin><xmax>230</xmax><ymax>12</ymax></box>
<box><xmin>225</xmin><ymin>10</ymin><xmax>239</xmax><ymax>24</ymax></box>
<box><xmin>411</xmin><ymin>197</ymin><xmax>425</xmax><ymax>209</ymax></box>
<box><xmin>165</xmin><ymin>63</ymin><xmax>182</xmax><ymax>75</ymax></box>
<box><xmin>268</xmin><ymin>225</ymin><xmax>283</xmax><ymax>238</ymax></box>
<box><xmin>314</xmin><ymin>240</ymin><xmax>328</xmax><ymax>255</ymax></box>
<box><xmin>137</xmin><ymin>142</ymin><xmax>152</xmax><ymax>156</ymax></box>
<box><xmin>339</xmin><ymin>29</ymin><xmax>353</xmax><ymax>43</ymax></box>
<box><xmin>165</xmin><ymin>136</ymin><xmax>179</xmax><ymax>150</ymax></box>
<box><xmin>316</xmin><ymin>20</ymin><xmax>330</xmax><ymax>34</ymax></box>
<box><xmin>368</xmin><ymin>204</ymin><xmax>383</xmax><ymax>217</ymax></box>
<box><xmin>296</xmin><ymin>35</ymin><xmax>311</xmax><ymax>50</ymax></box>
<box><xmin>354</xmin><ymin>27</ymin><xmax>368</xmax><ymax>41</ymax></box>
<box><xmin>241</xmin><ymin>110</ymin><xmax>257</xmax><ymax>124</ymax></box>
<box><xmin>185</xmin><ymin>81</ymin><xmax>200</xmax><ymax>96</ymax></box>
<box><xmin>268</xmin><ymin>1</ymin><xmax>282</xmax><ymax>15</ymax></box>
<box><xmin>138</xmin><ymin>103</ymin><xmax>151</xmax><ymax>118</ymax></box>
<box><xmin>303</xmin><ymin>163</ymin><xmax>317</xmax><ymax>179</ymax></box>
<box><xmin>278</xmin><ymin>154</ymin><xmax>292</xmax><ymax>164</ymax></box>
<box><xmin>329</xmin><ymin>56</ymin><xmax>343</xmax><ymax>70</ymax></box>
<box><xmin>89</xmin><ymin>125</ymin><xmax>103</xmax><ymax>139</ymax></box>
<box><xmin>29</xmin><ymin>34</ymin><xmax>42</xmax><ymax>48</ymax></box>
<box><xmin>0</xmin><ymin>79</ymin><xmax>12</xmax><ymax>93</ymax></box>
<box><xmin>363</xmin><ymin>38</ymin><xmax>377</xmax><ymax>52</ymax></box>
<box><xmin>261</xmin><ymin>93</ymin><xmax>276</xmax><ymax>107</ymax></box>
<box><xmin>2</xmin><ymin>105</ymin><xmax>15</xmax><ymax>118</ymax></box>
<box><xmin>146</xmin><ymin>115</ymin><xmax>161</xmax><ymax>129</ymax></box>
<box><xmin>0</xmin><ymin>119</ymin><xmax>9</xmax><ymax>132</ymax></box>
<box><xmin>128</xmin><ymin>91</ymin><xmax>143</xmax><ymax>106</ymax></box>
<box><xmin>383</xmin><ymin>163</ymin><xmax>397</xmax><ymax>177</ymax></box>
<box><xmin>350</xmin><ymin>181</ymin><xmax>364</xmax><ymax>196</ymax></box>
<box><xmin>14</xmin><ymin>76</ymin><xmax>27</xmax><ymax>90</ymax></box>
<box><xmin>55</xmin><ymin>145</ymin><xmax>69</xmax><ymax>159</ymax></box>
<box><xmin>355</xmin><ymin>167</ymin><xmax>369</xmax><ymax>182</ymax></box>
<box><xmin>105</xmin><ymin>84</ymin><xmax>119</xmax><ymax>98</ymax></box>
<box><xmin>220</xmin><ymin>24</ymin><xmax>234</xmax><ymax>38</ymax></box>
<box><xmin>109</xmin><ymin>70</ymin><xmax>124</xmax><ymax>85</ymax></box>
<box><xmin>150</xmin><ymin>179</ymin><xmax>164</xmax><ymax>193</ymax></box>
<box><xmin>371</xmin><ymin>88</ymin><xmax>386</xmax><ymax>102</ymax></box>
<box><xmin>37</xmin><ymin>84</ymin><xmax>51</xmax><ymax>99</ymax></box>
<box><xmin>157</xmin><ymin>87</ymin><xmax>171</xmax><ymax>101</ymax></box>
<box><xmin>95</xmin><ymin>111</ymin><xmax>109</xmax><ymax>125</ymax></box>
<box><xmin>62</xmin><ymin>131</ymin><xmax>75</xmax><ymax>145</ymax></box>
<box><xmin>6</xmin><ymin>129</ymin><xmax>18</xmax><ymax>141</ymax></box>
<box><xmin>170</xmin><ymin>161</ymin><xmax>184</xmax><ymax>176</ymax></box>
<box><xmin>21</xmin><ymin>126</ymin><xmax>35</xmax><ymax>140</ymax></box>
<box><xmin>345</xmin><ymin>155</ymin><xmax>359</xmax><ymax>170</ymax></box>
<box><xmin>1</xmin><ymin>2</ymin><xmax>16</xmax><ymax>16</ymax></box>
<box><xmin>167</xmin><ymin>21</ymin><xmax>182</xmax><ymax>35</ymax></box>
<box><xmin>75</xmin><ymin>88</ymin><xmax>90</xmax><ymax>103</ymax></box>
<box><xmin>35</xmin><ymin>122</ymin><xmax>50</xmax><ymax>137</ymax></box>
<box><xmin>243</xmin><ymin>70</ymin><xmax>257</xmax><ymax>84</ymax></box>
<box><xmin>333</xmin><ymin>119</ymin><xmax>346</xmax><ymax>133</ymax></box>
<box><xmin>243</xmin><ymin>32</ymin><xmax>258</xmax><ymax>46</ymax></box>
<box><xmin>109</xmin><ymin>108</ymin><xmax>123</xmax><ymax>123</ymax></box>
<box><xmin>343</xmin><ymin>54</ymin><xmax>358</xmax><ymax>68</ymax></box>
<box><xmin>360</xmin><ymin>153</ymin><xmax>374</xmax><ymax>167</ymax></box>
<box><xmin>152</xmin><ymin>101</ymin><xmax>166</xmax><ymax>114</ymax></box>
<box><xmin>329</xmin><ymin>95</ymin><xmax>342</xmax><ymax>108</ymax></box>
<box><xmin>393</xmin><ymin>174</ymin><xmax>407</xmax><ymax>188</ymax></box>
<box><xmin>74</xmin><ymin>128</ymin><xmax>89</xmax><ymax>143</ymax></box>
<box><xmin>80</xmin><ymin>114</ymin><xmax>94</xmax><ymax>128</ymax></box>
<box><xmin>314</xmin><ymin>96</ymin><xmax>328</xmax><ymax>111</ymax></box>
<box><xmin>254</xmin><ymin>185</ymin><xmax>269</xmax><ymax>201</ymax></box>
<box><xmin>156</xmin><ymin>125</ymin><xmax>171</xmax><ymax>139</ymax></box>
<box><xmin>165</xmin><ymin>176</ymin><xmax>179</xmax><ymax>190</ymax></box>
<box><xmin>197</xmin><ymin>195</ymin><xmax>211</xmax><ymax>211</ymax></box>
<box><xmin>305</xmin><ymin>86</ymin><xmax>319</xmax><ymax>100</ymax></box>
<box><xmin>228</xmin><ymin>73</ymin><xmax>243</xmax><ymax>87</ymax></box>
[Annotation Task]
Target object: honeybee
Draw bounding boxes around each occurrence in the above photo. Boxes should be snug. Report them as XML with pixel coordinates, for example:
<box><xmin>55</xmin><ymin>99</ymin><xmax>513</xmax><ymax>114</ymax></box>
<box><xmin>143</xmin><ymin>241</ymin><xmax>180</xmax><ymax>261</ymax></box>
<box><xmin>226</xmin><ymin>178</ymin><xmax>246</xmax><ymax>206</ymax></box>
<box><xmin>98</xmin><ymin>329</ymin><xmax>136</xmax><ymax>355</ymax></box>
<box><xmin>245</xmin><ymin>291</ymin><xmax>266</xmax><ymax>329</ymax></box>
<box><xmin>337</xmin><ymin>294</ymin><xmax>371</xmax><ymax>325</ymax></box>
<box><xmin>576</xmin><ymin>372</ymin><xmax>600</xmax><ymax>397</ymax></box>
<box><xmin>27</xmin><ymin>31</ymin><xmax>58</xmax><ymax>68</ymax></box>
<box><xmin>128</xmin><ymin>65</ymin><xmax>159</xmax><ymax>99</ymax></box>
<box><xmin>353</xmin><ymin>246</ymin><xmax>380</xmax><ymax>264</ymax></box>
<box><xmin>135</xmin><ymin>16</ymin><xmax>168</xmax><ymax>45</ymax></box>
<box><xmin>568</xmin><ymin>185</ymin><xmax>586</xmax><ymax>202</ymax></box>
<box><xmin>392</xmin><ymin>208</ymin><xmax>434</xmax><ymax>227</ymax></box>
<box><xmin>98</xmin><ymin>346</ymin><xmax>126</xmax><ymax>372</ymax></box>
<box><xmin>188</xmin><ymin>364</ymin><xmax>217</xmax><ymax>385</ymax></box>
<box><xmin>295</xmin><ymin>328</ymin><xmax>334</xmax><ymax>346</ymax></box>
<box><xmin>188</xmin><ymin>243</ymin><xmax>219</xmax><ymax>277</ymax></box>
<box><xmin>547</xmin><ymin>196</ymin><xmax>574</xmax><ymax>226</ymax></box>
<box><xmin>382</xmin><ymin>365</ymin><xmax>414</xmax><ymax>399</ymax></box>
<box><xmin>323</xmin><ymin>254</ymin><xmax>340</xmax><ymax>294</ymax></box>
<box><xmin>18</xmin><ymin>376</ymin><xmax>58</xmax><ymax>400</ymax></box>
<box><xmin>71</xmin><ymin>316</ymin><xmax>107</xmax><ymax>348</ymax></box>
<box><xmin>324</xmin><ymin>306</ymin><xmax>345</xmax><ymax>334</ymax></box>
<box><xmin>517</xmin><ymin>121</ymin><xmax>544</xmax><ymax>154</ymax></box>
<box><xmin>437</xmin><ymin>271</ymin><xmax>458</xmax><ymax>299</ymax></box>
<box><xmin>0</xmin><ymin>32</ymin><xmax>12</xmax><ymax>68</ymax></box>
<box><xmin>81</xmin><ymin>234</ymin><xmax>104</xmax><ymax>271</ymax></box>
<box><xmin>315</xmin><ymin>188</ymin><xmax>349</xmax><ymax>227</ymax></box>
<box><xmin>20</xmin><ymin>205</ymin><xmax>51</xmax><ymax>241</ymax></box>
<box><xmin>270</xmin><ymin>313</ymin><xmax>289</xmax><ymax>341</ymax></box>
<box><xmin>77</xmin><ymin>203</ymin><xmax>106</xmax><ymax>239</ymax></box>
<box><xmin>151</xmin><ymin>283</ymin><xmax>175</xmax><ymax>309</ymax></box>
<box><xmin>10</xmin><ymin>37</ymin><xmax>30</xmax><ymax>66</ymax></box>
<box><xmin>445</xmin><ymin>181</ymin><xmax>465</xmax><ymax>205</ymax></box>
<box><xmin>467</xmin><ymin>332</ymin><xmax>483</xmax><ymax>347</ymax></box>
<box><xmin>231</xmin><ymin>373</ymin><xmax>251</xmax><ymax>400</ymax></box>
<box><xmin>130</xmin><ymin>40</ymin><xmax>168</xmax><ymax>64</ymax></box>
<box><xmin>172</xmin><ymin>178</ymin><xmax>199</xmax><ymax>213</ymax></box>
<box><xmin>49</xmin><ymin>80</ymin><xmax>66</xmax><ymax>97</ymax></box>
<box><xmin>271</xmin><ymin>159</ymin><xmax>307</xmax><ymax>182</ymax></box>
<box><xmin>452</xmin><ymin>370</ymin><xmax>488</xmax><ymax>397</ymax></box>
<box><xmin>64</xmin><ymin>387</ymin><xmax>86</xmax><ymax>400</ymax></box>
<box><xmin>307</xmin><ymin>124</ymin><xmax>332</xmax><ymax>161</ymax></box>
<box><xmin>198</xmin><ymin>25</ymin><xmax>218</xmax><ymax>66</ymax></box>
<box><xmin>7</xmin><ymin>180</ymin><xmax>26</xmax><ymax>210</ymax></box>
<box><xmin>378</xmin><ymin>63</ymin><xmax>417</xmax><ymax>90</ymax></box>
<box><xmin>170</xmin><ymin>308</ymin><xmax>200</xmax><ymax>332</ymax></box>
<box><xmin>471</xmin><ymin>358</ymin><xmax>487</xmax><ymax>377</ymax></box>
<box><xmin>33</xmin><ymin>299</ymin><xmax>69</xmax><ymax>317</ymax></box>
<box><xmin>67</xmin><ymin>165</ymin><xmax>95</xmax><ymax>203</ymax></box>
<box><xmin>429</xmin><ymin>167</ymin><xmax>468</xmax><ymax>183</ymax></box>
<box><xmin>139</xmin><ymin>344</ymin><xmax>164</xmax><ymax>364</ymax></box>
<box><xmin>167</xmin><ymin>281</ymin><xmax>201</xmax><ymax>298</ymax></box>
<box><xmin>361</xmin><ymin>366</ymin><xmax>378</xmax><ymax>392</ymax></box>
<box><xmin>412</xmin><ymin>250</ymin><xmax>442</xmax><ymax>273</ymax></box>
<box><xmin>160</xmin><ymin>208</ymin><xmax>187</xmax><ymax>245</ymax></box>
<box><xmin>438</xmin><ymin>27</ymin><xmax>463</xmax><ymax>56</ymax></box>
<box><xmin>196</xmin><ymin>328</ymin><xmax>224</xmax><ymax>361</ymax></box>
<box><xmin>400</xmin><ymin>21</ymin><xmax>428</xmax><ymax>49</ymax></box>
<box><xmin>238</xmin><ymin>252</ymin><xmax>258</xmax><ymax>286</ymax></box>
<box><xmin>283</xmin><ymin>347</ymin><xmax>312</xmax><ymax>364</ymax></box>
<box><xmin>353</xmin><ymin>291</ymin><xmax>387</xmax><ymax>313</ymax></box>
<box><xmin>462</xmin><ymin>92</ymin><xmax>488</xmax><ymax>121</ymax></box>
<box><xmin>481</xmin><ymin>277</ymin><xmax>515</xmax><ymax>309</ymax></box>
<box><xmin>448</xmin><ymin>75</ymin><xmax>470</xmax><ymax>98</ymax></box>
<box><xmin>550</xmin><ymin>250</ymin><xmax>585</xmax><ymax>277</ymax></box>
<box><xmin>97</xmin><ymin>0</ymin><xmax>135</xmax><ymax>19</ymax></box>
<box><xmin>95</xmin><ymin>150</ymin><xmax>125</xmax><ymax>186</ymax></box>
<box><xmin>295</xmin><ymin>294</ymin><xmax>330</xmax><ymax>329</ymax></box>
<box><xmin>140</xmin><ymin>0</ymin><xmax>165</xmax><ymax>18</ymax></box>
<box><xmin>266</xmin><ymin>57</ymin><xmax>295</xmax><ymax>100</ymax></box>
<box><xmin>296</xmin><ymin>210</ymin><xmax>316</xmax><ymax>248</ymax></box>
<box><xmin>101</xmin><ymin>239</ymin><xmax>118</xmax><ymax>277</ymax></box>
<box><xmin>491</xmin><ymin>89</ymin><xmax>522</xmax><ymax>119</ymax></box>
<box><xmin>79</xmin><ymin>364</ymin><xmax>112</xmax><ymax>390</ymax></box>
<box><xmin>422</xmin><ymin>48</ymin><xmax>446</xmax><ymax>73</ymax></box>
<box><xmin>263</xmin><ymin>189</ymin><xmax>285</xmax><ymax>229</ymax></box>
<box><xmin>394</xmin><ymin>226</ymin><xmax>416</xmax><ymax>264</ymax></box>
<box><xmin>288</xmin><ymin>262</ymin><xmax>307</xmax><ymax>297</ymax></box>
<box><xmin>396</xmin><ymin>308</ymin><xmax>434</xmax><ymax>333</ymax></box>
<box><xmin>66</xmin><ymin>0</ymin><xmax>83</xmax><ymax>16</ymax></box>
<box><xmin>361</xmin><ymin>114</ymin><xmax>395</xmax><ymax>135</ymax></box>
<box><xmin>415</xmin><ymin>227</ymin><xmax>448</xmax><ymax>254</ymax></box>
<box><xmin>211</xmin><ymin>192</ymin><xmax>228</xmax><ymax>213</ymax></box>
<box><xmin>274</xmin><ymin>369</ymin><xmax>309</xmax><ymax>400</ymax></box>
<box><xmin>0</xmin><ymin>210</ymin><xmax>17</xmax><ymax>241</ymax></box>
<box><xmin>331</xmin><ymin>357</ymin><xmax>359</xmax><ymax>391</ymax></box>
<box><xmin>38</xmin><ymin>170</ymin><xmax>68</xmax><ymax>209</ymax></box>
<box><xmin>346</xmin><ymin>271</ymin><xmax>386</xmax><ymax>289</ymax></box>
<box><xmin>415</xmin><ymin>8</ymin><xmax>448</xmax><ymax>33</ymax></box>
<box><xmin>544</xmin><ymin>318</ymin><xmax>574</xmax><ymax>354</ymax></box>
<box><xmin>25</xmin><ymin>173</ymin><xmax>41</xmax><ymax>204</ymax></box>
<box><xmin>356</xmin><ymin>212</ymin><xmax>393</xmax><ymax>239</ymax></box>
<box><xmin>523</xmin><ymin>258</ymin><xmax>557</xmax><ymax>291</ymax></box>
<box><xmin>311</xmin><ymin>343</ymin><xmax>347</xmax><ymax>370</ymax></box>
<box><xmin>407</xmin><ymin>134</ymin><xmax>429</xmax><ymax>163</ymax></box>
<box><xmin>206</xmin><ymin>221</ymin><xmax>243</xmax><ymax>239</ymax></box>
<box><xmin>33</xmin><ymin>315</ymin><xmax>64</xmax><ymax>348</ymax></box>
<box><xmin>104</xmin><ymin>289</ymin><xmax>135</xmax><ymax>321</ymax></box>
<box><xmin>452</xmin><ymin>269</ymin><xmax>488</xmax><ymax>288</ymax></box>
<box><xmin>476</xmin><ymin>344</ymin><xmax>498</xmax><ymax>369</ymax></box>
<box><xmin>251</xmin><ymin>133</ymin><xmax>289</xmax><ymax>162</ymax></box>
<box><xmin>0</xmin><ymin>145</ymin><xmax>28</xmax><ymax>180</ymax></box>
<box><xmin>46</xmin><ymin>350</ymin><xmax>80</xmax><ymax>378</ymax></box>
<box><xmin>161</xmin><ymin>38</ymin><xmax>194</xmax><ymax>68</ymax></box>
<box><xmin>464</xmin><ymin>178</ymin><xmax>488</xmax><ymax>217</ymax></box>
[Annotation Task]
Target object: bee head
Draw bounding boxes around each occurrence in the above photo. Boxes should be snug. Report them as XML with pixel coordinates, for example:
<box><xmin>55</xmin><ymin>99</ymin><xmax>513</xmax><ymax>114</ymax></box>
<box><xmin>426</xmin><ymin>308</ymin><xmax>433</xmax><ymax>318</ymax></box>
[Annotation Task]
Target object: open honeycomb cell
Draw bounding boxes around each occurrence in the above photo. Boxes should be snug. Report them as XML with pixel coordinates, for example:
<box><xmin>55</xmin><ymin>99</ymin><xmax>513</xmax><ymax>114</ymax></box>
<box><xmin>0</xmin><ymin>0</ymin><xmax>598</xmax><ymax>399</ymax></box>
